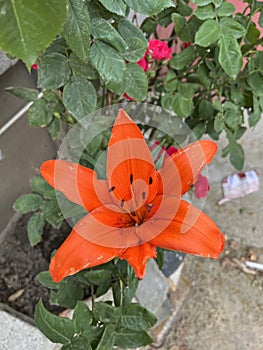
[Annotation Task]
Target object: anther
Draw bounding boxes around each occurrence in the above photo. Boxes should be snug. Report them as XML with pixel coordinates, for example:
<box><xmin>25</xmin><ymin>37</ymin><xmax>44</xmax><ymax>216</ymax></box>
<box><xmin>130</xmin><ymin>174</ymin><xmax>133</xmax><ymax>185</ymax></box>
<box><xmin>121</xmin><ymin>199</ymin><xmax>125</xmax><ymax>208</ymax></box>
<box><xmin>109</xmin><ymin>186</ymin><xmax>115</xmax><ymax>192</ymax></box>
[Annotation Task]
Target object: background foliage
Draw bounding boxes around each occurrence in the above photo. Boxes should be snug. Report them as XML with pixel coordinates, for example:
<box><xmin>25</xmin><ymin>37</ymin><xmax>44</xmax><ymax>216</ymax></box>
<box><xmin>2</xmin><ymin>0</ymin><xmax>263</xmax><ymax>348</ymax></box>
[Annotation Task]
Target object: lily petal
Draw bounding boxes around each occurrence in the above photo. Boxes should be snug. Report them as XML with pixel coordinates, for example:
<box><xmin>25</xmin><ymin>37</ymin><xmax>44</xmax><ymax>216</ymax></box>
<box><xmin>157</xmin><ymin>140</ymin><xmax>217</xmax><ymax>196</ymax></box>
<box><xmin>40</xmin><ymin>160</ymin><xmax>111</xmax><ymax>211</ymax></box>
<box><xmin>119</xmin><ymin>243</ymin><xmax>157</xmax><ymax>279</ymax></box>
<box><xmin>50</xmin><ymin>230</ymin><xmax>123</xmax><ymax>282</ymax></box>
<box><xmin>107</xmin><ymin>109</ymin><xmax>158</xmax><ymax>211</ymax></box>
<box><xmin>72</xmin><ymin>206</ymin><xmax>142</xmax><ymax>249</ymax></box>
<box><xmin>150</xmin><ymin>198</ymin><xmax>225</xmax><ymax>258</ymax></box>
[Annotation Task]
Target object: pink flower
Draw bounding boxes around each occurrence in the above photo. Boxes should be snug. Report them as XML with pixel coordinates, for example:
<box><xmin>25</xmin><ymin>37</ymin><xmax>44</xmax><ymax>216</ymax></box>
<box><xmin>194</xmin><ymin>174</ymin><xmax>210</xmax><ymax>199</ymax></box>
<box><xmin>137</xmin><ymin>55</ymin><xmax>149</xmax><ymax>71</ymax></box>
<box><xmin>148</xmin><ymin>40</ymin><xmax>173</xmax><ymax>61</ymax></box>
<box><xmin>150</xmin><ymin>141</ymin><xmax>178</xmax><ymax>163</ymax></box>
<box><xmin>123</xmin><ymin>93</ymin><xmax>134</xmax><ymax>101</ymax></box>
<box><xmin>182</xmin><ymin>42</ymin><xmax>191</xmax><ymax>49</ymax></box>
<box><xmin>31</xmin><ymin>63</ymin><xmax>39</xmax><ymax>70</ymax></box>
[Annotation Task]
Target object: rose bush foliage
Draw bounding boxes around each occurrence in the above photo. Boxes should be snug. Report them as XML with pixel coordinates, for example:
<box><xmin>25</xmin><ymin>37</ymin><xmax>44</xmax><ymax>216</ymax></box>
<box><xmin>2</xmin><ymin>0</ymin><xmax>263</xmax><ymax>349</ymax></box>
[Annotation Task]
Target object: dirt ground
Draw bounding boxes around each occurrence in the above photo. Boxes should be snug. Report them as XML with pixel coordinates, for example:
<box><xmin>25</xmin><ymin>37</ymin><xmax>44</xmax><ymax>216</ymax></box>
<box><xmin>159</xmin><ymin>240</ymin><xmax>263</xmax><ymax>350</ymax></box>
<box><xmin>0</xmin><ymin>215</ymin><xmax>69</xmax><ymax>318</ymax></box>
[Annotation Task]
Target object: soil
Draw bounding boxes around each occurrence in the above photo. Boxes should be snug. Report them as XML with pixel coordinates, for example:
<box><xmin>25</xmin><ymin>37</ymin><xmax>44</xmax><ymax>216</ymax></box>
<box><xmin>0</xmin><ymin>214</ymin><xmax>70</xmax><ymax>319</ymax></box>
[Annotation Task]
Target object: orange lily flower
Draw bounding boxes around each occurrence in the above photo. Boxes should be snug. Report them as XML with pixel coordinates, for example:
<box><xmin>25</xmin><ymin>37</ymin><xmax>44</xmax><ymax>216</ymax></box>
<box><xmin>40</xmin><ymin>109</ymin><xmax>225</xmax><ymax>282</ymax></box>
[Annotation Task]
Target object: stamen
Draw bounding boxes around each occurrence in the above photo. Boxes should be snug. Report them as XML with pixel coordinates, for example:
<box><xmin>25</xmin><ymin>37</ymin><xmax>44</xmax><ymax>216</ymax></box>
<box><xmin>130</xmin><ymin>174</ymin><xmax>133</xmax><ymax>185</ymax></box>
<box><xmin>142</xmin><ymin>191</ymin><xmax>146</xmax><ymax>200</ymax></box>
<box><xmin>149</xmin><ymin>176</ymin><xmax>153</xmax><ymax>185</ymax></box>
<box><xmin>146</xmin><ymin>203</ymin><xmax>154</xmax><ymax>212</ymax></box>
<box><xmin>109</xmin><ymin>186</ymin><xmax>115</xmax><ymax>192</ymax></box>
<box><xmin>121</xmin><ymin>199</ymin><xmax>125</xmax><ymax>208</ymax></box>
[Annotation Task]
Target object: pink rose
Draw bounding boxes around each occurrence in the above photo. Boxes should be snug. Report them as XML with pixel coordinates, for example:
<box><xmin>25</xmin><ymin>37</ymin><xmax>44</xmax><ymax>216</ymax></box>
<box><xmin>123</xmin><ymin>93</ymin><xmax>134</xmax><ymax>101</ymax></box>
<box><xmin>31</xmin><ymin>63</ymin><xmax>39</xmax><ymax>70</ymax></box>
<box><xmin>148</xmin><ymin>40</ymin><xmax>173</xmax><ymax>60</ymax></box>
<box><xmin>137</xmin><ymin>55</ymin><xmax>149</xmax><ymax>71</ymax></box>
<box><xmin>194</xmin><ymin>174</ymin><xmax>210</xmax><ymax>199</ymax></box>
<box><xmin>150</xmin><ymin>141</ymin><xmax>178</xmax><ymax>163</ymax></box>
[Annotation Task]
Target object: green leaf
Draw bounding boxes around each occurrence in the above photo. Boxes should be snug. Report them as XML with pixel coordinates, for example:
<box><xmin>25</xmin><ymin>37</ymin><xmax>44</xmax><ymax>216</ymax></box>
<box><xmin>173</xmin><ymin>94</ymin><xmax>194</xmax><ymax>117</ymax></box>
<box><xmin>73</xmin><ymin>301</ymin><xmax>92</xmax><ymax>333</ymax></box>
<box><xmin>48</xmin><ymin>118</ymin><xmax>61</xmax><ymax>140</ymax></box>
<box><xmin>171</xmin><ymin>13</ymin><xmax>186</xmax><ymax>34</ymax></box>
<box><xmin>93</xmin><ymin>302</ymin><xmax>121</xmax><ymax>323</ymax></box>
<box><xmin>96</xmin><ymin>324</ymin><xmax>115</xmax><ymax>350</ymax></box>
<box><xmin>50</xmin><ymin>280</ymin><xmax>84</xmax><ymax>309</ymax></box>
<box><xmin>115</xmin><ymin>328</ymin><xmax>152</xmax><ymax>349</ymax></box>
<box><xmin>140</xmin><ymin>18</ymin><xmax>157</xmax><ymax>35</ymax></box>
<box><xmin>13</xmin><ymin>193</ymin><xmax>43</xmax><ymax>214</ymax></box>
<box><xmin>194</xmin><ymin>4</ymin><xmax>215</xmax><ymax>20</ymax></box>
<box><xmin>198</xmin><ymin>99</ymin><xmax>215</xmax><ymax>120</ymax></box>
<box><xmin>69</xmin><ymin>53</ymin><xmax>99</xmax><ymax>80</ymax></box>
<box><xmin>170</xmin><ymin>46</ymin><xmax>195</xmax><ymax>70</ymax></box>
<box><xmin>6</xmin><ymin>87</ymin><xmax>39</xmax><ymax>102</ymax></box>
<box><xmin>195</xmin><ymin>63</ymin><xmax>211</xmax><ymax>89</ymax></box>
<box><xmin>247</xmin><ymin>72</ymin><xmax>263</xmax><ymax>97</ymax></box>
<box><xmin>217</xmin><ymin>2</ymin><xmax>235</xmax><ymax>17</ymax></box>
<box><xmin>122</xmin><ymin>0</ymin><xmax>175</xmax><ymax>15</ymax></box>
<box><xmin>218</xmin><ymin>36</ymin><xmax>242</xmax><ymax>79</ymax></box>
<box><xmin>195</xmin><ymin>19</ymin><xmax>221</xmax><ymax>47</ymax></box>
<box><xmin>220</xmin><ymin>17</ymin><xmax>246</xmax><ymax>38</ymax></box>
<box><xmin>61</xmin><ymin>204</ymin><xmax>86</xmax><ymax>221</ymax></box>
<box><xmin>63</xmin><ymin>0</ymin><xmax>91</xmax><ymax>61</ymax></box>
<box><xmin>63</xmin><ymin>76</ymin><xmax>97</xmax><ymax>123</ymax></box>
<box><xmin>191</xmin><ymin>122</ymin><xmax>206</xmax><ymax>140</ymax></box>
<box><xmin>91</xmin><ymin>18</ymin><xmax>127</xmax><ymax>52</ymax></box>
<box><xmin>28</xmin><ymin>99</ymin><xmax>54</xmax><ymax>127</ymax></box>
<box><xmin>97</xmin><ymin>0</ymin><xmax>127</xmax><ymax>16</ymax></box>
<box><xmin>30</xmin><ymin>176</ymin><xmax>52</xmax><ymax>194</ymax></box>
<box><xmin>84</xmin><ymin>269</ymin><xmax>112</xmax><ymax>285</ymax></box>
<box><xmin>118</xmin><ymin>20</ymin><xmax>148</xmax><ymax>62</ymax></box>
<box><xmin>163</xmin><ymin>70</ymin><xmax>177</xmax><ymax>92</ymax></box>
<box><xmin>214</xmin><ymin>112</ymin><xmax>224</xmax><ymax>133</ymax></box>
<box><xmin>27</xmin><ymin>212</ymin><xmax>45</xmax><ymax>246</ymax></box>
<box><xmin>192</xmin><ymin>0</ymin><xmax>212</xmax><ymax>5</ymax></box>
<box><xmin>124</xmin><ymin>63</ymin><xmax>148</xmax><ymax>100</ymax></box>
<box><xmin>176</xmin><ymin>0</ymin><xmax>192</xmax><ymax>16</ymax></box>
<box><xmin>248</xmin><ymin>112</ymin><xmax>261</xmax><ymax>127</ymax></box>
<box><xmin>90</xmin><ymin>41</ymin><xmax>126</xmax><ymax>94</ymax></box>
<box><xmin>178</xmin><ymin>82</ymin><xmax>200</xmax><ymax>97</ymax></box>
<box><xmin>38</xmin><ymin>52</ymin><xmax>71</xmax><ymax>89</ymax></box>
<box><xmin>0</xmin><ymin>0</ymin><xmax>67</xmax><ymax>68</ymax></box>
<box><xmin>42</xmin><ymin>200</ymin><xmax>62</xmax><ymax>229</ymax></box>
<box><xmin>34</xmin><ymin>299</ymin><xmax>75</xmax><ymax>344</ymax></box>
<box><xmin>37</xmin><ymin>271</ymin><xmax>58</xmax><ymax>289</ymax></box>
<box><xmin>246</xmin><ymin>23</ymin><xmax>260</xmax><ymax>45</ymax></box>
<box><xmin>120</xmin><ymin>304</ymin><xmax>157</xmax><ymax>331</ymax></box>
<box><xmin>230</xmin><ymin>142</ymin><xmax>244</xmax><ymax>170</ymax></box>
<box><xmin>61</xmin><ymin>337</ymin><xmax>91</xmax><ymax>350</ymax></box>
<box><xmin>225</xmin><ymin>110</ymin><xmax>242</xmax><ymax>129</ymax></box>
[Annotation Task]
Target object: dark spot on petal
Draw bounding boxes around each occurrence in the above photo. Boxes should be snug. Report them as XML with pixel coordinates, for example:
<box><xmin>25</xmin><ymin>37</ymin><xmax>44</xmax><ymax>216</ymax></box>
<box><xmin>142</xmin><ymin>191</ymin><xmax>146</xmax><ymax>200</ymax></box>
<box><xmin>146</xmin><ymin>203</ymin><xmax>154</xmax><ymax>212</ymax></box>
<box><xmin>131</xmin><ymin>211</ymin><xmax>136</xmax><ymax>217</ymax></box>
<box><xmin>149</xmin><ymin>176</ymin><xmax>153</xmax><ymax>185</ymax></box>
<box><xmin>109</xmin><ymin>186</ymin><xmax>115</xmax><ymax>192</ymax></box>
<box><xmin>130</xmin><ymin>174</ymin><xmax>133</xmax><ymax>185</ymax></box>
<box><xmin>121</xmin><ymin>199</ymin><xmax>125</xmax><ymax>208</ymax></box>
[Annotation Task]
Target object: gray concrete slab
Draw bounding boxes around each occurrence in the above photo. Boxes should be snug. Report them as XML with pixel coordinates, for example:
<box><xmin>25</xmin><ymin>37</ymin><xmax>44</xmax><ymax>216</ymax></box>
<box><xmin>0</xmin><ymin>310</ymin><xmax>52</xmax><ymax>350</ymax></box>
<box><xmin>206</xmin><ymin>116</ymin><xmax>263</xmax><ymax>248</ymax></box>
<box><xmin>0</xmin><ymin>62</ymin><xmax>56</xmax><ymax>233</ymax></box>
